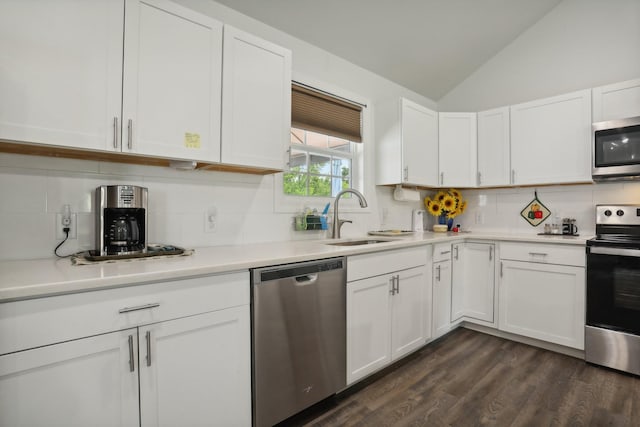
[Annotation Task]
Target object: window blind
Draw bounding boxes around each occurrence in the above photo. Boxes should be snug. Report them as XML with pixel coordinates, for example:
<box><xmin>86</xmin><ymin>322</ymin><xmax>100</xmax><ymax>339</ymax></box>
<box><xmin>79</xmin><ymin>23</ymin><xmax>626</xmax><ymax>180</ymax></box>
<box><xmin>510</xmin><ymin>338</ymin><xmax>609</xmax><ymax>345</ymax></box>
<box><xmin>291</xmin><ymin>83</ymin><xmax>363</xmax><ymax>143</ymax></box>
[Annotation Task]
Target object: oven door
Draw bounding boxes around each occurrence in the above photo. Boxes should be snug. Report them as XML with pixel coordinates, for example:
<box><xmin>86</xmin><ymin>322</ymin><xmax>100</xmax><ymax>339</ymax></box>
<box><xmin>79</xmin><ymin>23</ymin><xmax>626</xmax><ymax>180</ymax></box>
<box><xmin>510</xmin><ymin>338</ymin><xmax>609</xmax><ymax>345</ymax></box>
<box><xmin>593</xmin><ymin>116</ymin><xmax>640</xmax><ymax>180</ymax></box>
<box><xmin>587</xmin><ymin>245</ymin><xmax>640</xmax><ymax>334</ymax></box>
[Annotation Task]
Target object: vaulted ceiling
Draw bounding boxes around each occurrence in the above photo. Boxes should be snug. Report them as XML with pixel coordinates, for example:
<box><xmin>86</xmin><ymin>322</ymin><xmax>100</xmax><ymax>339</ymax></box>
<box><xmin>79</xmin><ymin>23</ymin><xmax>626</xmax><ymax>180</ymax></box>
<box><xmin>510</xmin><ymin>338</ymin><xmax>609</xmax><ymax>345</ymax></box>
<box><xmin>213</xmin><ymin>0</ymin><xmax>563</xmax><ymax>101</ymax></box>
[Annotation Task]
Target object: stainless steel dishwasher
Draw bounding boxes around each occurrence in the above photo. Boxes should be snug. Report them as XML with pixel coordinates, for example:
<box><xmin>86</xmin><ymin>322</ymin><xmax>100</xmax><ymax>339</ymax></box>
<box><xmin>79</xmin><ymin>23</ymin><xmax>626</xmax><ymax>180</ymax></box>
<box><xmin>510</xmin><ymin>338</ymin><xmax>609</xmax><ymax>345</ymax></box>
<box><xmin>251</xmin><ymin>257</ymin><xmax>346</xmax><ymax>427</ymax></box>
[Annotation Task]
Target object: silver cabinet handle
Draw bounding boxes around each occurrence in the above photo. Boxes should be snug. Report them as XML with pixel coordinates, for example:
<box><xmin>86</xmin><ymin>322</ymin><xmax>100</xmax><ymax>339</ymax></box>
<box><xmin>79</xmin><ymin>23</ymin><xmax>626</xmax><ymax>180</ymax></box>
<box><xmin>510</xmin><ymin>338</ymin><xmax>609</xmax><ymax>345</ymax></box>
<box><xmin>511</xmin><ymin>169</ymin><xmax>516</xmax><ymax>184</ymax></box>
<box><xmin>128</xmin><ymin>334</ymin><xmax>135</xmax><ymax>372</ymax></box>
<box><xmin>395</xmin><ymin>274</ymin><xmax>400</xmax><ymax>294</ymax></box>
<box><xmin>436</xmin><ymin>264</ymin><xmax>441</xmax><ymax>281</ymax></box>
<box><xmin>127</xmin><ymin>119</ymin><xmax>133</xmax><ymax>149</ymax></box>
<box><xmin>477</xmin><ymin>171</ymin><xmax>482</xmax><ymax>186</ymax></box>
<box><xmin>528</xmin><ymin>252</ymin><xmax>548</xmax><ymax>257</ymax></box>
<box><xmin>500</xmin><ymin>261</ymin><xmax>503</xmax><ymax>277</ymax></box>
<box><xmin>489</xmin><ymin>246</ymin><xmax>493</xmax><ymax>261</ymax></box>
<box><xmin>440</xmin><ymin>172</ymin><xmax>444</xmax><ymax>185</ymax></box>
<box><xmin>145</xmin><ymin>330</ymin><xmax>152</xmax><ymax>367</ymax></box>
<box><xmin>440</xmin><ymin>250</ymin><xmax>451</xmax><ymax>255</ymax></box>
<box><xmin>403</xmin><ymin>166</ymin><xmax>409</xmax><ymax>181</ymax></box>
<box><xmin>119</xmin><ymin>302</ymin><xmax>160</xmax><ymax>314</ymax></box>
<box><xmin>454</xmin><ymin>246</ymin><xmax>459</xmax><ymax>260</ymax></box>
<box><xmin>389</xmin><ymin>276</ymin><xmax>395</xmax><ymax>295</ymax></box>
<box><xmin>113</xmin><ymin>117</ymin><xmax>119</xmax><ymax>149</ymax></box>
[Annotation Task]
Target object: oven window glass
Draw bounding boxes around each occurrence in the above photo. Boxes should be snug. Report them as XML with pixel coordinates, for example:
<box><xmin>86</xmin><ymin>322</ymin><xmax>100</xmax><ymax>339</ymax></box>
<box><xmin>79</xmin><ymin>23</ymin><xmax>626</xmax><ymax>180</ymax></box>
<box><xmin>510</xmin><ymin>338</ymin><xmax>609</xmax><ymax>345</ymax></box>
<box><xmin>587</xmin><ymin>251</ymin><xmax>640</xmax><ymax>334</ymax></box>
<box><xmin>594</xmin><ymin>124</ymin><xmax>640</xmax><ymax>167</ymax></box>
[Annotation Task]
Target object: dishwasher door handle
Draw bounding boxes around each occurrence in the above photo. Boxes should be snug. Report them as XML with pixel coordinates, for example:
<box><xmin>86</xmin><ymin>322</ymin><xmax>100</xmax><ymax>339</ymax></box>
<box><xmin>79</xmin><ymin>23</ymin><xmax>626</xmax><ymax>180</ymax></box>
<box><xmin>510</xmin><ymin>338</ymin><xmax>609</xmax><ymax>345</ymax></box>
<box><xmin>295</xmin><ymin>274</ymin><xmax>318</xmax><ymax>285</ymax></box>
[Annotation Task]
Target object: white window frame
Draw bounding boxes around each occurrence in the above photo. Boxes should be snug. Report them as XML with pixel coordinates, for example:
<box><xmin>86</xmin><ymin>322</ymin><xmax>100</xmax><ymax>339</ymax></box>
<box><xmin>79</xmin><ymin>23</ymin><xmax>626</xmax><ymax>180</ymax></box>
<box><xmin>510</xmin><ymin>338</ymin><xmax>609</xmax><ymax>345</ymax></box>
<box><xmin>274</xmin><ymin>76</ymin><xmax>371</xmax><ymax>214</ymax></box>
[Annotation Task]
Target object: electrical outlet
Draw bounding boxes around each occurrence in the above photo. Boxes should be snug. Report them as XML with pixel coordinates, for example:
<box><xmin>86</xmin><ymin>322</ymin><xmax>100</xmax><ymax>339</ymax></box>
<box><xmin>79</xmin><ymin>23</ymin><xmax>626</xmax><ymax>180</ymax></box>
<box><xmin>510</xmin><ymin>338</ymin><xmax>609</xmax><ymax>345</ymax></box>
<box><xmin>205</xmin><ymin>206</ymin><xmax>217</xmax><ymax>233</ymax></box>
<box><xmin>56</xmin><ymin>211</ymin><xmax>77</xmax><ymax>239</ymax></box>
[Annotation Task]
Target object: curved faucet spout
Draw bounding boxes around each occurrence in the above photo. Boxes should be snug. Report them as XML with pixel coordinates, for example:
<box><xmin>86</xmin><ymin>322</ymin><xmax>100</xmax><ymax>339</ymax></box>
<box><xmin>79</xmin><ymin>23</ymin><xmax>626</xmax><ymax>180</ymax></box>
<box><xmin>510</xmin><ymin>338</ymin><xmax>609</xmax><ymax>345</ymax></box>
<box><xmin>331</xmin><ymin>189</ymin><xmax>368</xmax><ymax>239</ymax></box>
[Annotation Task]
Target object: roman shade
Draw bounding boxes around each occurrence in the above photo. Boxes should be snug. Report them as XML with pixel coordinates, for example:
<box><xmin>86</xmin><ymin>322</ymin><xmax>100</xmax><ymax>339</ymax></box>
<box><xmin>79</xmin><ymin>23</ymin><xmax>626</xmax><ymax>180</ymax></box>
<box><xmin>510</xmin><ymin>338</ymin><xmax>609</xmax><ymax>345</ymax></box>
<box><xmin>291</xmin><ymin>83</ymin><xmax>363</xmax><ymax>143</ymax></box>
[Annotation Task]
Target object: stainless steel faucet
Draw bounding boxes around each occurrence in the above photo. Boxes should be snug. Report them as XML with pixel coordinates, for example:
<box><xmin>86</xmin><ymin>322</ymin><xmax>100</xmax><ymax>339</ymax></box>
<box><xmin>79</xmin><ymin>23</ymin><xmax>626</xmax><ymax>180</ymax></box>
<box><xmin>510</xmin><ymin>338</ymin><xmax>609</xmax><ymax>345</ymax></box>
<box><xmin>331</xmin><ymin>189</ymin><xmax>368</xmax><ymax>239</ymax></box>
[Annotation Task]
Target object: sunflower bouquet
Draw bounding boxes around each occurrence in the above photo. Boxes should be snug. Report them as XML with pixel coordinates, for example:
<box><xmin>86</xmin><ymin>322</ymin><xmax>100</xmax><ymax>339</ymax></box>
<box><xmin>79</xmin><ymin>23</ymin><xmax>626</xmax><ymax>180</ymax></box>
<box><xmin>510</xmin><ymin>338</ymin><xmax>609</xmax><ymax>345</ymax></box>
<box><xmin>424</xmin><ymin>189</ymin><xmax>467</xmax><ymax>225</ymax></box>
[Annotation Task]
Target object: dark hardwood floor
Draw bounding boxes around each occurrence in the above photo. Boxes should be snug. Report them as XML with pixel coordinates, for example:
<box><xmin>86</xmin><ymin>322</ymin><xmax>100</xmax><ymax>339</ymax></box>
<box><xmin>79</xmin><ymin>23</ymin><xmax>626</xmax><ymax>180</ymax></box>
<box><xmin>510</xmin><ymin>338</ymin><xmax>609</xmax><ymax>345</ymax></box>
<box><xmin>284</xmin><ymin>328</ymin><xmax>640</xmax><ymax>427</ymax></box>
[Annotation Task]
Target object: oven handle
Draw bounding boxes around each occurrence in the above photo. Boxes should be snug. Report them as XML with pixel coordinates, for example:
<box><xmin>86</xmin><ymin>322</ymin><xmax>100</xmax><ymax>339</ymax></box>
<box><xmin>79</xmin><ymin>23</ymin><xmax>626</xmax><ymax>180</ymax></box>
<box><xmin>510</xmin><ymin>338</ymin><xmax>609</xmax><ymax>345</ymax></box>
<box><xmin>590</xmin><ymin>246</ymin><xmax>640</xmax><ymax>257</ymax></box>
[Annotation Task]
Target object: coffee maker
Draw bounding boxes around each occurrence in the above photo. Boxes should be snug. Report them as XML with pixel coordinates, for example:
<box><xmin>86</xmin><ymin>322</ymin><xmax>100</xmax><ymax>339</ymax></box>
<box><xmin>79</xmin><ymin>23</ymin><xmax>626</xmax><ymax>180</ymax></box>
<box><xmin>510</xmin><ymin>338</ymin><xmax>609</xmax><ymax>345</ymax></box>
<box><xmin>96</xmin><ymin>185</ymin><xmax>148</xmax><ymax>256</ymax></box>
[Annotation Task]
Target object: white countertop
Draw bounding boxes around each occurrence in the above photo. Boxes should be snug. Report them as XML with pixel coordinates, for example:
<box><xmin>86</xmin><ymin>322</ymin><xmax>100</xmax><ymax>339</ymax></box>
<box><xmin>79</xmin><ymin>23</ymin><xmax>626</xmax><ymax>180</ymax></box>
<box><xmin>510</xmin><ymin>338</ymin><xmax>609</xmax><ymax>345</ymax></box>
<box><xmin>0</xmin><ymin>232</ymin><xmax>589</xmax><ymax>302</ymax></box>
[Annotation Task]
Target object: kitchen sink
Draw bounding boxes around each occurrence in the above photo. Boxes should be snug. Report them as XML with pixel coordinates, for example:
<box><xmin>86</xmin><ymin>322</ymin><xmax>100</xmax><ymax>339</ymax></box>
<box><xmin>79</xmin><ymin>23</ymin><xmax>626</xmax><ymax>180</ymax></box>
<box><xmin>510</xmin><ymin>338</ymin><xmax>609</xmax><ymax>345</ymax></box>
<box><xmin>325</xmin><ymin>239</ymin><xmax>394</xmax><ymax>246</ymax></box>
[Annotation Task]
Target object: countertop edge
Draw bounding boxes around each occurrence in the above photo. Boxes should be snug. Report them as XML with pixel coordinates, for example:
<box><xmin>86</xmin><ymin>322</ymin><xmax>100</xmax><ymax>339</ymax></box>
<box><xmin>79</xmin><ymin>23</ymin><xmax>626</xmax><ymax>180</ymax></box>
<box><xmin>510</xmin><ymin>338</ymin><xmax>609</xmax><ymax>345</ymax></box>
<box><xmin>0</xmin><ymin>232</ymin><xmax>589</xmax><ymax>303</ymax></box>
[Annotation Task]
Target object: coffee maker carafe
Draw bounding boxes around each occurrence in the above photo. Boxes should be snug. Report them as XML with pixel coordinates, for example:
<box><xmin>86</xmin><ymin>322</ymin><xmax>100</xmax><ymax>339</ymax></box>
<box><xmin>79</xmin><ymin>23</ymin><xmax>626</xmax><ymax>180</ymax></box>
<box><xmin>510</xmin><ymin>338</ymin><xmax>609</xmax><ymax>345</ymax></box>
<box><xmin>96</xmin><ymin>185</ymin><xmax>148</xmax><ymax>256</ymax></box>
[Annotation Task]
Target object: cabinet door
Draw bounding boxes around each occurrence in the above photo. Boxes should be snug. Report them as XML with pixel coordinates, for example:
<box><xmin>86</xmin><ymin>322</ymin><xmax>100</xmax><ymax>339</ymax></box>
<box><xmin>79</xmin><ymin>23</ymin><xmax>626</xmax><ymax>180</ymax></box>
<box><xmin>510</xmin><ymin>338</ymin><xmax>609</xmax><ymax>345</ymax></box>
<box><xmin>510</xmin><ymin>89</ymin><xmax>591</xmax><ymax>185</ymax></box>
<box><xmin>477</xmin><ymin>107</ymin><xmax>510</xmax><ymax>186</ymax></box>
<box><xmin>139</xmin><ymin>306</ymin><xmax>251</xmax><ymax>427</ymax></box>
<box><xmin>450</xmin><ymin>244</ymin><xmax>466</xmax><ymax>323</ymax></box>
<box><xmin>347</xmin><ymin>275</ymin><xmax>392</xmax><ymax>384</ymax></box>
<box><xmin>0</xmin><ymin>329</ymin><xmax>139</xmax><ymax>427</ymax></box>
<box><xmin>391</xmin><ymin>266</ymin><xmax>427</xmax><ymax>361</ymax></box>
<box><xmin>122</xmin><ymin>0</ymin><xmax>223</xmax><ymax>162</ymax></box>
<box><xmin>438</xmin><ymin>112</ymin><xmax>477</xmax><ymax>187</ymax></box>
<box><xmin>592</xmin><ymin>78</ymin><xmax>640</xmax><ymax>122</ymax></box>
<box><xmin>499</xmin><ymin>260</ymin><xmax>585</xmax><ymax>350</ymax></box>
<box><xmin>402</xmin><ymin>99</ymin><xmax>439</xmax><ymax>186</ymax></box>
<box><xmin>462</xmin><ymin>243</ymin><xmax>495</xmax><ymax>323</ymax></box>
<box><xmin>0</xmin><ymin>0</ymin><xmax>123</xmax><ymax>151</ymax></box>
<box><xmin>432</xmin><ymin>260</ymin><xmax>452</xmax><ymax>339</ymax></box>
<box><xmin>221</xmin><ymin>26</ymin><xmax>292</xmax><ymax>170</ymax></box>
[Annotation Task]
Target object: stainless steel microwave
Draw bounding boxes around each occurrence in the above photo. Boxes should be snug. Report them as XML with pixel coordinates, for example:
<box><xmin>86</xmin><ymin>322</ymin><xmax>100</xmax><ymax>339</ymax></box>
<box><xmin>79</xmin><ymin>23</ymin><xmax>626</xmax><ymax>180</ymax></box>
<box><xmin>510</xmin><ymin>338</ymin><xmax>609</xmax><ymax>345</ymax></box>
<box><xmin>593</xmin><ymin>116</ymin><xmax>640</xmax><ymax>181</ymax></box>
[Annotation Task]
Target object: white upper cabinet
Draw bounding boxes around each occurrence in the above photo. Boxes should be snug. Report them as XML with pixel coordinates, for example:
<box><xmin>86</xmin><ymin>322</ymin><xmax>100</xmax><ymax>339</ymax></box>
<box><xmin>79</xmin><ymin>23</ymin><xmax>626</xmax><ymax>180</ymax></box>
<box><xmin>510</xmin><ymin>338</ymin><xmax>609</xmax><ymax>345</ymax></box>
<box><xmin>477</xmin><ymin>107</ymin><xmax>510</xmax><ymax>187</ymax></box>
<box><xmin>221</xmin><ymin>26</ymin><xmax>292</xmax><ymax>170</ymax></box>
<box><xmin>510</xmin><ymin>89</ymin><xmax>592</xmax><ymax>185</ymax></box>
<box><xmin>377</xmin><ymin>98</ymin><xmax>439</xmax><ymax>187</ymax></box>
<box><xmin>438</xmin><ymin>112</ymin><xmax>477</xmax><ymax>187</ymax></box>
<box><xmin>592</xmin><ymin>78</ymin><xmax>640</xmax><ymax>122</ymax></box>
<box><xmin>122</xmin><ymin>0</ymin><xmax>223</xmax><ymax>162</ymax></box>
<box><xmin>0</xmin><ymin>0</ymin><xmax>124</xmax><ymax>151</ymax></box>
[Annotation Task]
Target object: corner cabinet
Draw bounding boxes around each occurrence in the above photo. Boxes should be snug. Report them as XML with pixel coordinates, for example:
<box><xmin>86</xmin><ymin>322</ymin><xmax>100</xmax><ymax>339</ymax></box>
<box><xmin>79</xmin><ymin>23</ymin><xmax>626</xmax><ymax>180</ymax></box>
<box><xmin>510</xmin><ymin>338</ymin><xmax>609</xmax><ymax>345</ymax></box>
<box><xmin>0</xmin><ymin>272</ymin><xmax>251</xmax><ymax>427</ymax></box>
<box><xmin>498</xmin><ymin>242</ymin><xmax>585</xmax><ymax>350</ymax></box>
<box><xmin>477</xmin><ymin>107</ymin><xmax>511</xmax><ymax>187</ymax></box>
<box><xmin>346</xmin><ymin>246</ymin><xmax>431</xmax><ymax>384</ymax></box>
<box><xmin>510</xmin><ymin>89</ymin><xmax>592</xmax><ymax>185</ymax></box>
<box><xmin>451</xmin><ymin>242</ymin><xmax>496</xmax><ymax>326</ymax></box>
<box><xmin>376</xmin><ymin>98</ymin><xmax>439</xmax><ymax>187</ymax></box>
<box><xmin>221</xmin><ymin>26</ymin><xmax>292</xmax><ymax>170</ymax></box>
<box><xmin>438</xmin><ymin>113</ymin><xmax>477</xmax><ymax>187</ymax></box>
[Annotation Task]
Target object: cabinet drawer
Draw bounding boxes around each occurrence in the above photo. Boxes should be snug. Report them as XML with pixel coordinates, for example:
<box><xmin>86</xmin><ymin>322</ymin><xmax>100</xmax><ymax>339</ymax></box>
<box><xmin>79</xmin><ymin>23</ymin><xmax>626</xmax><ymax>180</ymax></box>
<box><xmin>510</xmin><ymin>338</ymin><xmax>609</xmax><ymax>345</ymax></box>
<box><xmin>0</xmin><ymin>271</ymin><xmax>249</xmax><ymax>355</ymax></box>
<box><xmin>348</xmin><ymin>246</ymin><xmax>429</xmax><ymax>282</ymax></box>
<box><xmin>500</xmin><ymin>242</ymin><xmax>585</xmax><ymax>267</ymax></box>
<box><xmin>433</xmin><ymin>242</ymin><xmax>453</xmax><ymax>263</ymax></box>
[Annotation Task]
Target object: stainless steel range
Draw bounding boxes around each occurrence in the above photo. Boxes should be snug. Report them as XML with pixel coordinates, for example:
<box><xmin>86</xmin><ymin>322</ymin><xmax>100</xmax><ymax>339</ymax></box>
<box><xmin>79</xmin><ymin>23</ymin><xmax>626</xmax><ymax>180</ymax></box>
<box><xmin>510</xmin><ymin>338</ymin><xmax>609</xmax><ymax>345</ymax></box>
<box><xmin>586</xmin><ymin>204</ymin><xmax>640</xmax><ymax>375</ymax></box>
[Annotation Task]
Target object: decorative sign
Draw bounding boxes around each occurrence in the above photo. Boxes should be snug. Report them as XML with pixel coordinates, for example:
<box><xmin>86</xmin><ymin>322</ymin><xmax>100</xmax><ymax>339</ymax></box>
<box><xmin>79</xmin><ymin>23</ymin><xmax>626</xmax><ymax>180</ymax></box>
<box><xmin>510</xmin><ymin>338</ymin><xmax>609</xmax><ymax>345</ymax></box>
<box><xmin>520</xmin><ymin>193</ymin><xmax>551</xmax><ymax>227</ymax></box>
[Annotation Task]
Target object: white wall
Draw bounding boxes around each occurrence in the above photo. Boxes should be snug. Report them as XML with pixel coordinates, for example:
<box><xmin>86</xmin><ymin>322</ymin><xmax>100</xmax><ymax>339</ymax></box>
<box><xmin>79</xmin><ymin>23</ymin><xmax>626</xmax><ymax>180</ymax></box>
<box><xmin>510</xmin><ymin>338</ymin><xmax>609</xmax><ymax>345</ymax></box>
<box><xmin>437</xmin><ymin>0</ymin><xmax>640</xmax><ymax>112</ymax></box>
<box><xmin>0</xmin><ymin>0</ymin><xmax>432</xmax><ymax>261</ymax></box>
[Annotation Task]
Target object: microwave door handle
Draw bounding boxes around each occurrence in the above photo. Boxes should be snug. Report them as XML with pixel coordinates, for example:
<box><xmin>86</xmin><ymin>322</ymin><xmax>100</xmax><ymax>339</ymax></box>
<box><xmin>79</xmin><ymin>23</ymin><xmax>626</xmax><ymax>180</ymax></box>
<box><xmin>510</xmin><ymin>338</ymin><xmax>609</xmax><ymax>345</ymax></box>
<box><xmin>590</xmin><ymin>246</ymin><xmax>640</xmax><ymax>257</ymax></box>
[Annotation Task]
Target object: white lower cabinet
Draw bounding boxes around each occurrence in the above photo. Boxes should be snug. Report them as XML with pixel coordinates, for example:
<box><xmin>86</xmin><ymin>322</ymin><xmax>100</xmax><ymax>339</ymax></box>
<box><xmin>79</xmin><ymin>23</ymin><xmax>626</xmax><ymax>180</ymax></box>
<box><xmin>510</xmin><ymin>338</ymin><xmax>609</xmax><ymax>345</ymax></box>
<box><xmin>451</xmin><ymin>242</ymin><xmax>495</xmax><ymax>325</ymax></box>
<box><xmin>0</xmin><ymin>272</ymin><xmax>251</xmax><ymax>427</ymax></box>
<box><xmin>346</xmin><ymin>246</ymin><xmax>430</xmax><ymax>384</ymax></box>
<box><xmin>499</xmin><ymin>243</ymin><xmax>585</xmax><ymax>350</ymax></box>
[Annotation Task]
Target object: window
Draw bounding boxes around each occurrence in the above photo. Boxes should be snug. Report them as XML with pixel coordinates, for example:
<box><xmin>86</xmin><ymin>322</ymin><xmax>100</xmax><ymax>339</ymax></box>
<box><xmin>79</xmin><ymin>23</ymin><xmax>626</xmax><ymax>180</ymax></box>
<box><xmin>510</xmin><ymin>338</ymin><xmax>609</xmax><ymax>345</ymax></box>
<box><xmin>284</xmin><ymin>128</ymin><xmax>354</xmax><ymax>197</ymax></box>
<box><xmin>285</xmin><ymin>82</ymin><xmax>363</xmax><ymax>198</ymax></box>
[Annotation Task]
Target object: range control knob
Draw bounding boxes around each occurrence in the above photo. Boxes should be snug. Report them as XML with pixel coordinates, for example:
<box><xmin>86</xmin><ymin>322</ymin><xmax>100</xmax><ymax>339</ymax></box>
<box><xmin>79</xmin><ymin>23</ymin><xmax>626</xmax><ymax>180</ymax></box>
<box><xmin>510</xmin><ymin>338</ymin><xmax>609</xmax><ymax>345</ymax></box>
<box><xmin>617</xmin><ymin>210</ymin><xmax>625</xmax><ymax>216</ymax></box>
<box><xmin>604</xmin><ymin>210</ymin><xmax>612</xmax><ymax>217</ymax></box>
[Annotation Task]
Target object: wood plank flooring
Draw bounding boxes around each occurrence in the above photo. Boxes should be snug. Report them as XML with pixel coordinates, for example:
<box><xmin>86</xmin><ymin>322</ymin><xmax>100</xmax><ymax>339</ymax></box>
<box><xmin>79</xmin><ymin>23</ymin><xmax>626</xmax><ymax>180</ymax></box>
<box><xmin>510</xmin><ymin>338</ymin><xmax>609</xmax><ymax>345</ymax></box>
<box><xmin>280</xmin><ymin>328</ymin><xmax>640</xmax><ymax>427</ymax></box>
